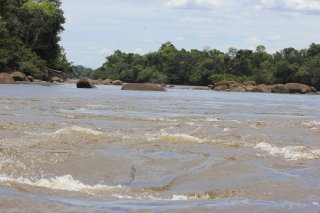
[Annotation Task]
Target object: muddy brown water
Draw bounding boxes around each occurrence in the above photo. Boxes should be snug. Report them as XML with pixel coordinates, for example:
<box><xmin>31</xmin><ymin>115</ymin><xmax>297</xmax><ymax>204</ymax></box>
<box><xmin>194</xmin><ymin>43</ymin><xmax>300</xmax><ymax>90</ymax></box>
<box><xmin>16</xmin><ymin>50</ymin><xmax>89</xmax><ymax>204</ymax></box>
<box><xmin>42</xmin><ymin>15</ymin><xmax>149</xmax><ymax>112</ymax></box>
<box><xmin>0</xmin><ymin>84</ymin><xmax>319</xmax><ymax>212</ymax></box>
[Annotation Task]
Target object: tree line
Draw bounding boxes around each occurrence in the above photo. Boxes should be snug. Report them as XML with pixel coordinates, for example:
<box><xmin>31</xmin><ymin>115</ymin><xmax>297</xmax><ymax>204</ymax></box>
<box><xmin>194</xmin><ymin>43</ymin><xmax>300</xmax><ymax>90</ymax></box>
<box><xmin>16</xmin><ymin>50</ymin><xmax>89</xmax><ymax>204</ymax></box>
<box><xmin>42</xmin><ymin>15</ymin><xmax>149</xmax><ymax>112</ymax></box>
<box><xmin>80</xmin><ymin>42</ymin><xmax>320</xmax><ymax>89</ymax></box>
<box><xmin>0</xmin><ymin>0</ymin><xmax>72</xmax><ymax>78</ymax></box>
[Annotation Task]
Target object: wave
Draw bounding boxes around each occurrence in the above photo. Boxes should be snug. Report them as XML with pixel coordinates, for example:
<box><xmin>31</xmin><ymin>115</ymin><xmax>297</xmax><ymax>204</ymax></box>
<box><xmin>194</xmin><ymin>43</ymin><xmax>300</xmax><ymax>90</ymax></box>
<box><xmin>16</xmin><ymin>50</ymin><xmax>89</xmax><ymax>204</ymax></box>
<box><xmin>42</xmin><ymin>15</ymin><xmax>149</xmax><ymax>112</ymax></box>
<box><xmin>254</xmin><ymin>142</ymin><xmax>320</xmax><ymax>160</ymax></box>
<box><xmin>0</xmin><ymin>174</ymin><xmax>122</xmax><ymax>193</ymax></box>
<box><xmin>146</xmin><ymin>132</ymin><xmax>206</xmax><ymax>143</ymax></box>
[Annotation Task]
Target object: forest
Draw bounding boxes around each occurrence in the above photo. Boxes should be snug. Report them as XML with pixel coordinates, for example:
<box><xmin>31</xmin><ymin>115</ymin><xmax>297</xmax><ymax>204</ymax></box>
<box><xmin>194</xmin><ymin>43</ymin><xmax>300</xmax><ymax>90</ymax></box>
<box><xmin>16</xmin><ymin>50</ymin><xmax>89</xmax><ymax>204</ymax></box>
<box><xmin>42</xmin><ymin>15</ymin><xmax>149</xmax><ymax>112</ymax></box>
<box><xmin>0</xmin><ymin>0</ymin><xmax>72</xmax><ymax>78</ymax></box>
<box><xmin>87</xmin><ymin>42</ymin><xmax>320</xmax><ymax>89</ymax></box>
<box><xmin>1</xmin><ymin>1</ymin><xmax>320</xmax><ymax>89</ymax></box>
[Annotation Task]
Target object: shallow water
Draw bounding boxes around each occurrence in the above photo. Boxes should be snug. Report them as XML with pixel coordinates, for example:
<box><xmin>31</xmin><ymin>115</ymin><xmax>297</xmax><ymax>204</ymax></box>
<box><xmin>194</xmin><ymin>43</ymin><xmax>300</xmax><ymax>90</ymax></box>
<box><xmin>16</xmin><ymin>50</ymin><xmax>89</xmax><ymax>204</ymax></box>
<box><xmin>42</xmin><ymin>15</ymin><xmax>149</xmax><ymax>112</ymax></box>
<box><xmin>0</xmin><ymin>84</ymin><xmax>319</xmax><ymax>212</ymax></box>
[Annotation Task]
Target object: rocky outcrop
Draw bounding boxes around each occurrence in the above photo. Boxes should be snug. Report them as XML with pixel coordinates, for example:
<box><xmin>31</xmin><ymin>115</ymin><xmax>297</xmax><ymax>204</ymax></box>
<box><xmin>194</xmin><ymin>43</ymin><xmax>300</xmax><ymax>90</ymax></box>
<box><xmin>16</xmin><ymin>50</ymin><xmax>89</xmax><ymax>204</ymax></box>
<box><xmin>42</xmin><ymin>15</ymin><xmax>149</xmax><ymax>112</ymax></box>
<box><xmin>112</xmin><ymin>80</ymin><xmax>123</xmax><ymax>85</ymax></box>
<box><xmin>76</xmin><ymin>77</ymin><xmax>96</xmax><ymax>88</ymax></box>
<box><xmin>209</xmin><ymin>80</ymin><xmax>317</xmax><ymax>94</ymax></box>
<box><xmin>11</xmin><ymin>71</ymin><xmax>27</xmax><ymax>81</ymax></box>
<box><xmin>0</xmin><ymin>73</ymin><xmax>15</xmax><ymax>84</ymax></box>
<box><xmin>122</xmin><ymin>83</ymin><xmax>166</xmax><ymax>91</ymax></box>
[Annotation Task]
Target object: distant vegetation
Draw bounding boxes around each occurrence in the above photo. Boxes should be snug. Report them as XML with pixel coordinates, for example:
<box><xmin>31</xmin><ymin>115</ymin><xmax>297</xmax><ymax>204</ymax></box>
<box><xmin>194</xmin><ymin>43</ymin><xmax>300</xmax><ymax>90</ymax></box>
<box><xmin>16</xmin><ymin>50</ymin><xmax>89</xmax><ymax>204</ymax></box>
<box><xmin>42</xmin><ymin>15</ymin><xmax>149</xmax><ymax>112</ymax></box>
<box><xmin>77</xmin><ymin>42</ymin><xmax>320</xmax><ymax>89</ymax></box>
<box><xmin>0</xmin><ymin>0</ymin><xmax>72</xmax><ymax>78</ymax></box>
<box><xmin>1</xmin><ymin>1</ymin><xmax>319</xmax><ymax>88</ymax></box>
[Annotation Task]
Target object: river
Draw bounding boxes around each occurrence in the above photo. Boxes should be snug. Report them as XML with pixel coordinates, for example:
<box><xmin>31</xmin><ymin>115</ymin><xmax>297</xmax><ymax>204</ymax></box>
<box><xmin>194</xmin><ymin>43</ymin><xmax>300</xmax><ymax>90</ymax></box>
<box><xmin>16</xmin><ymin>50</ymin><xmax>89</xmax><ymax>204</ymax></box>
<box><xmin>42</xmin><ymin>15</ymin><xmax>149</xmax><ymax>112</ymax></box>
<box><xmin>0</xmin><ymin>84</ymin><xmax>319</xmax><ymax>212</ymax></box>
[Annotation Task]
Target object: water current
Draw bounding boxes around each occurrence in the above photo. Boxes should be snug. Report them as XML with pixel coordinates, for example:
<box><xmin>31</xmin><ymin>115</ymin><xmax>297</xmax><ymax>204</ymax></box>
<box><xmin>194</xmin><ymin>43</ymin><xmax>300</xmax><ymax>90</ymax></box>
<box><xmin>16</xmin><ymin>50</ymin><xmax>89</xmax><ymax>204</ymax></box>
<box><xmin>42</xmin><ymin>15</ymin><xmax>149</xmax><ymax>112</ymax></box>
<box><xmin>0</xmin><ymin>84</ymin><xmax>319</xmax><ymax>212</ymax></box>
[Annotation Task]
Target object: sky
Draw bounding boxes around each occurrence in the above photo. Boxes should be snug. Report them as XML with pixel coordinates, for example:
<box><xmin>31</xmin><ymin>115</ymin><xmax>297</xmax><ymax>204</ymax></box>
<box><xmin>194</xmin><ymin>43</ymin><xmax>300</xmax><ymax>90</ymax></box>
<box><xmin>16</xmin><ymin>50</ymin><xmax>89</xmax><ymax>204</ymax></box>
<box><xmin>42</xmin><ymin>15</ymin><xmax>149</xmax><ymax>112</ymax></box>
<box><xmin>60</xmin><ymin>0</ymin><xmax>320</xmax><ymax>68</ymax></box>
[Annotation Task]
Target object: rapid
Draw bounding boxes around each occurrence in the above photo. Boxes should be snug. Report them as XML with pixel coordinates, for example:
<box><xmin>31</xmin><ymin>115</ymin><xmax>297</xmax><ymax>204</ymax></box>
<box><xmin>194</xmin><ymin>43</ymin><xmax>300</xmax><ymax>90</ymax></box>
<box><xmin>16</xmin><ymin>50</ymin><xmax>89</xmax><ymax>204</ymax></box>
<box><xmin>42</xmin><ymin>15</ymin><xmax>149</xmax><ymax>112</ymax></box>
<box><xmin>0</xmin><ymin>84</ymin><xmax>319</xmax><ymax>212</ymax></box>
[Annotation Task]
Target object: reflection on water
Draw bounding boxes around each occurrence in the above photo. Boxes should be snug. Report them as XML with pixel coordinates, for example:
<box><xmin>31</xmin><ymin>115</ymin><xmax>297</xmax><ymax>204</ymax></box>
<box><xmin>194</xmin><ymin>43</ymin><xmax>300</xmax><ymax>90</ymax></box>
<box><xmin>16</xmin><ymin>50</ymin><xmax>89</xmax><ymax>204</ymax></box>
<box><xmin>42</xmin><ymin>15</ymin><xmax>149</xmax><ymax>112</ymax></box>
<box><xmin>0</xmin><ymin>84</ymin><xmax>320</xmax><ymax>212</ymax></box>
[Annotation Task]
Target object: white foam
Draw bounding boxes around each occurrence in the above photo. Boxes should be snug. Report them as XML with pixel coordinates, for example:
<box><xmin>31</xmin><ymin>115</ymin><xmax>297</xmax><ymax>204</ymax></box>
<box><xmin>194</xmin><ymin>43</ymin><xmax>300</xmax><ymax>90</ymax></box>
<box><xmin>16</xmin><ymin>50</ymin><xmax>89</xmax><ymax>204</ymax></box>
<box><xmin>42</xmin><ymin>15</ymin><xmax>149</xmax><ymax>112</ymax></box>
<box><xmin>302</xmin><ymin>120</ymin><xmax>320</xmax><ymax>127</ymax></box>
<box><xmin>254</xmin><ymin>142</ymin><xmax>320</xmax><ymax>160</ymax></box>
<box><xmin>53</xmin><ymin>126</ymin><xmax>103</xmax><ymax>136</ymax></box>
<box><xmin>0</xmin><ymin>174</ymin><xmax>122</xmax><ymax>192</ymax></box>
<box><xmin>146</xmin><ymin>132</ymin><xmax>206</xmax><ymax>143</ymax></box>
<box><xmin>172</xmin><ymin>195</ymin><xmax>189</xmax><ymax>200</ymax></box>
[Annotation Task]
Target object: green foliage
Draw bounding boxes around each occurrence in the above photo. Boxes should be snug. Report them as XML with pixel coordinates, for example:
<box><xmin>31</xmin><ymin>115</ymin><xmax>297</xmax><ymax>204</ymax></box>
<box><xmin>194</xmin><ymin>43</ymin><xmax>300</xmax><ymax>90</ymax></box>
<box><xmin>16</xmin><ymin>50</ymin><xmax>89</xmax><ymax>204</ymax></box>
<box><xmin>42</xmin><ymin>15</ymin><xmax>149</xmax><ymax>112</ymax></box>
<box><xmin>94</xmin><ymin>42</ymin><xmax>320</xmax><ymax>89</ymax></box>
<box><xmin>0</xmin><ymin>0</ymin><xmax>70</xmax><ymax>76</ymax></box>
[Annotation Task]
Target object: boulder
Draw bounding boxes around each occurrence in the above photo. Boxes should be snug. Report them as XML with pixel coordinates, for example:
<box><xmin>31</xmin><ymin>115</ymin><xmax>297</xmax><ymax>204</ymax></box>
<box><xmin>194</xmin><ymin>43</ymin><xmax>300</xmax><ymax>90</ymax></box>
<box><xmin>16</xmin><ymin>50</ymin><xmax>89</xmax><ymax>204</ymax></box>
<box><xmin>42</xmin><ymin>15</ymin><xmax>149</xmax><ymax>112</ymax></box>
<box><xmin>0</xmin><ymin>73</ymin><xmax>15</xmax><ymax>84</ymax></box>
<box><xmin>285</xmin><ymin>83</ymin><xmax>313</xmax><ymax>94</ymax></box>
<box><xmin>90</xmin><ymin>79</ymin><xmax>103</xmax><ymax>85</ymax></box>
<box><xmin>214</xmin><ymin>85</ymin><xmax>229</xmax><ymax>91</ymax></box>
<box><xmin>310</xmin><ymin>87</ymin><xmax>317</xmax><ymax>93</ymax></box>
<box><xmin>103</xmin><ymin>78</ymin><xmax>113</xmax><ymax>85</ymax></box>
<box><xmin>250</xmin><ymin>84</ymin><xmax>272</xmax><ymax>93</ymax></box>
<box><xmin>11</xmin><ymin>71</ymin><xmax>27</xmax><ymax>81</ymax></box>
<box><xmin>76</xmin><ymin>77</ymin><xmax>96</xmax><ymax>88</ymax></box>
<box><xmin>271</xmin><ymin>84</ymin><xmax>289</xmax><ymax>94</ymax></box>
<box><xmin>243</xmin><ymin>81</ymin><xmax>256</xmax><ymax>86</ymax></box>
<box><xmin>229</xmin><ymin>83</ymin><xmax>247</xmax><ymax>92</ymax></box>
<box><xmin>208</xmin><ymin>84</ymin><xmax>214</xmax><ymax>90</ymax></box>
<box><xmin>112</xmin><ymin>80</ymin><xmax>123</xmax><ymax>85</ymax></box>
<box><xmin>122</xmin><ymin>83</ymin><xmax>166</xmax><ymax>91</ymax></box>
<box><xmin>27</xmin><ymin>76</ymin><xmax>34</xmax><ymax>82</ymax></box>
<box><xmin>215</xmin><ymin>80</ymin><xmax>236</xmax><ymax>88</ymax></box>
<box><xmin>50</xmin><ymin>76</ymin><xmax>63</xmax><ymax>83</ymax></box>
<box><xmin>244</xmin><ymin>85</ymin><xmax>255</xmax><ymax>91</ymax></box>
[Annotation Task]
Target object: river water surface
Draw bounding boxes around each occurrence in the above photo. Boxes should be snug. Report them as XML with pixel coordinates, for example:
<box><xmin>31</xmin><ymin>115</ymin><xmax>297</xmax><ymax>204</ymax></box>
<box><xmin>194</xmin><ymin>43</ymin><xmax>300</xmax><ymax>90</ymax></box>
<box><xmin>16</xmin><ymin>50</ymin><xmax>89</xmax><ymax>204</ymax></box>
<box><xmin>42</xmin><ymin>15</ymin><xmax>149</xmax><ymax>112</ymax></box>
<box><xmin>0</xmin><ymin>84</ymin><xmax>319</xmax><ymax>212</ymax></box>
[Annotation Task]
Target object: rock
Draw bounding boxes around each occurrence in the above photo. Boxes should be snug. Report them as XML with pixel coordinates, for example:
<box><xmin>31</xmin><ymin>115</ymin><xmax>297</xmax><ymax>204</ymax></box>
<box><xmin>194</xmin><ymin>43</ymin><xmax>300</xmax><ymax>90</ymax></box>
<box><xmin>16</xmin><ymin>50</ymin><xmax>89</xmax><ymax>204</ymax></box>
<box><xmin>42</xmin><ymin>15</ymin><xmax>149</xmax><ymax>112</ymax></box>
<box><xmin>122</xmin><ymin>83</ymin><xmax>166</xmax><ymax>91</ymax></box>
<box><xmin>310</xmin><ymin>87</ymin><xmax>317</xmax><ymax>93</ymax></box>
<box><xmin>214</xmin><ymin>85</ymin><xmax>229</xmax><ymax>91</ymax></box>
<box><xmin>103</xmin><ymin>79</ymin><xmax>113</xmax><ymax>85</ymax></box>
<box><xmin>285</xmin><ymin>83</ymin><xmax>313</xmax><ymax>94</ymax></box>
<box><xmin>215</xmin><ymin>80</ymin><xmax>236</xmax><ymax>88</ymax></box>
<box><xmin>50</xmin><ymin>76</ymin><xmax>63</xmax><ymax>83</ymax></box>
<box><xmin>244</xmin><ymin>85</ymin><xmax>255</xmax><ymax>91</ymax></box>
<box><xmin>0</xmin><ymin>73</ymin><xmax>15</xmax><ymax>84</ymax></box>
<box><xmin>112</xmin><ymin>80</ymin><xmax>123</xmax><ymax>85</ymax></box>
<box><xmin>229</xmin><ymin>84</ymin><xmax>246</xmax><ymax>92</ymax></box>
<box><xmin>250</xmin><ymin>84</ymin><xmax>272</xmax><ymax>93</ymax></box>
<box><xmin>243</xmin><ymin>81</ymin><xmax>256</xmax><ymax>86</ymax></box>
<box><xmin>208</xmin><ymin>84</ymin><xmax>214</xmax><ymax>90</ymax></box>
<box><xmin>76</xmin><ymin>77</ymin><xmax>96</xmax><ymax>88</ymax></box>
<box><xmin>271</xmin><ymin>84</ymin><xmax>289</xmax><ymax>94</ymax></box>
<box><xmin>90</xmin><ymin>79</ymin><xmax>103</xmax><ymax>85</ymax></box>
<box><xmin>11</xmin><ymin>71</ymin><xmax>27</xmax><ymax>81</ymax></box>
<box><xmin>27</xmin><ymin>76</ymin><xmax>34</xmax><ymax>82</ymax></box>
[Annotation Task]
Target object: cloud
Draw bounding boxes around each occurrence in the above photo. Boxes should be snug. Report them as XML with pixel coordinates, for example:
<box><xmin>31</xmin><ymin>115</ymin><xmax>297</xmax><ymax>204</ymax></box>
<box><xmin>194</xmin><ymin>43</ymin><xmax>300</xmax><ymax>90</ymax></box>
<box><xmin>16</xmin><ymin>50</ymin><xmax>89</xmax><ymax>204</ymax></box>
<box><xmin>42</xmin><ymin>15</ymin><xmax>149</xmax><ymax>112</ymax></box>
<box><xmin>165</xmin><ymin>0</ymin><xmax>227</xmax><ymax>10</ymax></box>
<box><xmin>258</xmin><ymin>0</ymin><xmax>320</xmax><ymax>12</ymax></box>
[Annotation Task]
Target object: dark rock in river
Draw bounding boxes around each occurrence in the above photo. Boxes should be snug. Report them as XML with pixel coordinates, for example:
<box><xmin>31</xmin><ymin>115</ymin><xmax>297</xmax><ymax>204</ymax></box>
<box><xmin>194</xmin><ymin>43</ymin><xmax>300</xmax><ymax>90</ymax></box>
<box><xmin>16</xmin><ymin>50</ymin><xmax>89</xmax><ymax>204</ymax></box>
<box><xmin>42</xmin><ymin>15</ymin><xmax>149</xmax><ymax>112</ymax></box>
<box><xmin>27</xmin><ymin>76</ymin><xmax>34</xmax><ymax>82</ymax></box>
<box><xmin>0</xmin><ymin>73</ymin><xmax>15</xmax><ymax>84</ymax></box>
<box><xmin>11</xmin><ymin>71</ymin><xmax>27</xmax><ymax>81</ymax></box>
<box><xmin>122</xmin><ymin>83</ymin><xmax>166</xmax><ymax>91</ymax></box>
<box><xmin>76</xmin><ymin>77</ymin><xmax>96</xmax><ymax>88</ymax></box>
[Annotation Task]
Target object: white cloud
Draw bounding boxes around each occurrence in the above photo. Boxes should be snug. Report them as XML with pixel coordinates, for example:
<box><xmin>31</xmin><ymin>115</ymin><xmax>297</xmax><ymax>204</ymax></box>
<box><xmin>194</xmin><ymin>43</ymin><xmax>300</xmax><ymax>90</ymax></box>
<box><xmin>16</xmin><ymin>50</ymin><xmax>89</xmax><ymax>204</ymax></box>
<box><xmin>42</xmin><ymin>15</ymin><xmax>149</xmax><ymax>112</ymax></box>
<box><xmin>165</xmin><ymin>0</ymin><xmax>228</xmax><ymax>9</ymax></box>
<box><xmin>174</xmin><ymin>36</ymin><xmax>185</xmax><ymax>41</ymax></box>
<box><xmin>133</xmin><ymin>48</ymin><xmax>144</xmax><ymax>54</ymax></box>
<box><xmin>259</xmin><ymin>0</ymin><xmax>320</xmax><ymax>11</ymax></box>
<box><xmin>247</xmin><ymin>36</ymin><xmax>261</xmax><ymax>46</ymax></box>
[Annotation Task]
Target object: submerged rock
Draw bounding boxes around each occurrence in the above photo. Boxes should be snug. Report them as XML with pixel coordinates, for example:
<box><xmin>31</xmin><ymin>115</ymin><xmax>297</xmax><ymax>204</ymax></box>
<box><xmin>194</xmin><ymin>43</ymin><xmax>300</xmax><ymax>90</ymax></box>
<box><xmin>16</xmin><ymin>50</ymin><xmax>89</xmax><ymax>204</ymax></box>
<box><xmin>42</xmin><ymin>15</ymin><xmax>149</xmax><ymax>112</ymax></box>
<box><xmin>122</xmin><ymin>83</ymin><xmax>166</xmax><ymax>91</ymax></box>
<box><xmin>76</xmin><ymin>77</ymin><xmax>96</xmax><ymax>88</ymax></box>
<box><xmin>0</xmin><ymin>73</ymin><xmax>15</xmax><ymax>84</ymax></box>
